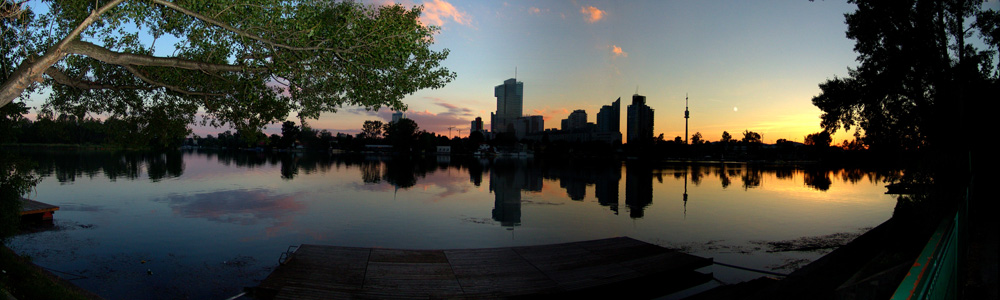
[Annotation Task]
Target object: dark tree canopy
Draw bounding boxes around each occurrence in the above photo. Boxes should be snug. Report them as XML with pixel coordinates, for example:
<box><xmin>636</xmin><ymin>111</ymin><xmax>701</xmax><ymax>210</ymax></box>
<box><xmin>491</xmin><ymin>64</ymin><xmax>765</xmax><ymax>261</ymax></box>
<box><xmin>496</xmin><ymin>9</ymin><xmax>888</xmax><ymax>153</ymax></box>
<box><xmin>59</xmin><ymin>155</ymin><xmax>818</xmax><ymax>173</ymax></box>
<box><xmin>804</xmin><ymin>131</ymin><xmax>832</xmax><ymax>148</ymax></box>
<box><xmin>741</xmin><ymin>130</ymin><xmax>761</xmax><ymax>144</ymax></box>
<box><xmin>1</xmin><ymin>0</ymin><xmax>456</xmax><ymax>133</ymax></box>
<box><xmin>812</xmin><ymin>0</ymin><xmax>998</xmax><ymax>152</ymax></box>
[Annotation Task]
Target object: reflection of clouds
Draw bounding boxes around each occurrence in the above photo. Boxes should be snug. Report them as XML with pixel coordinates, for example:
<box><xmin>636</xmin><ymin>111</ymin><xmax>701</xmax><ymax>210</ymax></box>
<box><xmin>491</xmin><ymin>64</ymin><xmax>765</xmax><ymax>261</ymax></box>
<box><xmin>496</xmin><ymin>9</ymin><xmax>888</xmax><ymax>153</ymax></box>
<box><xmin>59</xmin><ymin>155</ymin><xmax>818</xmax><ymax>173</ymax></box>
<box><xmin>156</xmin><ymin>189</ymin><xmax>305</xmax><ymax>230</ymax></box>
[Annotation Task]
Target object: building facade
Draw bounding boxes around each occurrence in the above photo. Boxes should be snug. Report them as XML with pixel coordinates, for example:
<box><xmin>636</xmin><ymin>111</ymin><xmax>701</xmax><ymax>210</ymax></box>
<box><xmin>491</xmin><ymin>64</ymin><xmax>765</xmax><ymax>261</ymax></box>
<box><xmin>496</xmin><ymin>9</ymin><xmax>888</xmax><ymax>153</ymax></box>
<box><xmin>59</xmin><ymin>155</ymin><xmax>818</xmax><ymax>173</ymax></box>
<box><xmin>597</xmin><ymin>97</ymin><xmax>621</xmax><ymax>133</ymax></box>
<box><xmin>471</xmin><ymin>116</ymin><xmax>484</xmax><ymax>134</ymax></box>
<box><xmin>492</xmin><ymin>78</ymin><xmax>523</xmax><ymax>133</ymax></box>
<box><xmin>627</xmin><ymin>94</ymin><xmax>654</xmax><ymax>145</ymax></box>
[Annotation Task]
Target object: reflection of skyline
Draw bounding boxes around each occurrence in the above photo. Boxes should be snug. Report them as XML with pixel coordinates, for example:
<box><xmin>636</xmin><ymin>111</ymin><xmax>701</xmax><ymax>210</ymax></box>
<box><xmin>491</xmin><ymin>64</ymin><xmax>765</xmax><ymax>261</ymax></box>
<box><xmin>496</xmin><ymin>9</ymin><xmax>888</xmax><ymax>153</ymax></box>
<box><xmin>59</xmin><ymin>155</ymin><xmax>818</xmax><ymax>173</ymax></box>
<box><xmin>489</xmin><ymin>159</ymin><xmax>542</xmax><ymax>227</ymax></box>
<box><xmin>625</xmin><ymin>162</ymin><xmax>653</xmax><ymax>218</ymax></box>
<box><xmin>22</xmin><ymin>150</ymin><xmax>899</xmax><ymax>226</ymax></box>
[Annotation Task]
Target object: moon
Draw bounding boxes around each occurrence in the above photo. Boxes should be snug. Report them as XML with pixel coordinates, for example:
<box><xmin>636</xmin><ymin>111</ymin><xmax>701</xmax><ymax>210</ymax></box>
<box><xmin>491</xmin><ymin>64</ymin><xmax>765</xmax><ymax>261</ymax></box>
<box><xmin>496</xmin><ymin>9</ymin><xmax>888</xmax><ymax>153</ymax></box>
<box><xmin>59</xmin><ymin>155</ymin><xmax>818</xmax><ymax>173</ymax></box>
<box><xmin>733</xmin><ymin>107</ymin><xmax>738</xmax><ymax>112</ymax></box>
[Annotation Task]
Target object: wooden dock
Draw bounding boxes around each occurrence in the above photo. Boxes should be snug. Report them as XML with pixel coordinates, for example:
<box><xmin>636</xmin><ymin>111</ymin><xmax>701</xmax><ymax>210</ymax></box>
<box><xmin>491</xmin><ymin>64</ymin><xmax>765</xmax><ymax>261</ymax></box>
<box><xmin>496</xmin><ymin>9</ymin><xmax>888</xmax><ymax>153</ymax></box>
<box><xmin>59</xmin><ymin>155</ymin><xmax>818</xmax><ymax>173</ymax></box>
<box><xmin>20</xmin><ymin>198</ymin><xmax>59</xmax><ymax>221</ymax></box>
<box><xmin>253</xmin><ymin>237</ymin><xmax>713</xmax><ymax>299</ymax></box>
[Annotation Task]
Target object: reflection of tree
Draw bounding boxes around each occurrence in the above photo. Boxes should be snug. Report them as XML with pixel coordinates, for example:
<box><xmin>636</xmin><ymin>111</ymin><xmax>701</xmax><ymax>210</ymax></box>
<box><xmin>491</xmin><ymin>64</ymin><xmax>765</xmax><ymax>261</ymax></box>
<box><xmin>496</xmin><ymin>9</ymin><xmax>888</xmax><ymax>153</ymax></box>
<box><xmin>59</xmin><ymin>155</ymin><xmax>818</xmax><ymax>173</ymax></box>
<box><xmin>717</xmin><ymin>166</ymin><xmax>732</xmax><ymax>189</ymax></box>
<box><xmin>839</xmin><ymin>169</ymin><xmax>866</xmax><ymax>184</ymax></box>
<box><xmin>690</xmin><ymin>165</ymin><xmax>702</xmax><ymax>185</ymax></box>
<box><xmin>360</xmin><ymin>161</ymin><xmax>382</xmax><ymax>184</ymax></box>
<box><xmin>804</xmin><ymin>170</ymin><xmax>832</xmax><ymax>191</ymax></box>
<box><xmin>774</xmin><ymin>168</ymin><xmax>794</xmax><ymax>180</ymax></box>
<box><xmin>384</xmin><ymin>159</ymin><xmax>418</xmax><ymax>189</ymax></box>
<box><xmin>742</xmin><ymin>168</ymin><xmax>762</xmax><ymax>190</ymax></box>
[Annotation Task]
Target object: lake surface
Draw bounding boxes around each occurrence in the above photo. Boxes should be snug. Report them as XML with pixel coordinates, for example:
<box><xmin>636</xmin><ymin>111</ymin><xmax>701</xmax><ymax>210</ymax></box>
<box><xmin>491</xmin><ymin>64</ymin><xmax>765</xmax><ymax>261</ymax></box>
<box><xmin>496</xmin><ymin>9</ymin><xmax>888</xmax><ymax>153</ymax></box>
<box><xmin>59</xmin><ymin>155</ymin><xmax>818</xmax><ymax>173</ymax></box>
<box><xmin>8</xmin><ymin>149</ymin><xmax>899</xmax><ymax>299</ymax></box>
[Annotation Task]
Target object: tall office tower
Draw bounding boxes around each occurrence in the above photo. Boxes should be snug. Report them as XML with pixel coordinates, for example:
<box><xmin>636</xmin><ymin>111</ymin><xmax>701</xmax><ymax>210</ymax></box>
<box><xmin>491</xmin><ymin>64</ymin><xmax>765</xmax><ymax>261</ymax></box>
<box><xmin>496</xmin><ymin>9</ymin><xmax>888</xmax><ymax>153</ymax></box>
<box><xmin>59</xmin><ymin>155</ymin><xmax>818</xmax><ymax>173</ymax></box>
<box><xmin>391</xmin><ymin>111</ymin><xmax>405</xmax><ymax>123</ymax></box>
<box><xmin>567</xmin><ymin>110</ymin><xmax>587</xmax><ymax>130</ymax></box>
<box><xmin>492</xmin><ymin>78</ymin><xmax>523</xmax><ymax>133</ymax></box>
<box><xmin>597</xmin><ymin>97</ymin><xmax>621</xmax><ymax>133</ymax></box>
<box><xmin>471</xmin><ymin>117</ymin><xmax>484</xmax><ymax>134</ymax></box>
<box><xmin>627</xmin><ymin>94</ymin><xmax>654</xmax><ymax>145</ymax></box>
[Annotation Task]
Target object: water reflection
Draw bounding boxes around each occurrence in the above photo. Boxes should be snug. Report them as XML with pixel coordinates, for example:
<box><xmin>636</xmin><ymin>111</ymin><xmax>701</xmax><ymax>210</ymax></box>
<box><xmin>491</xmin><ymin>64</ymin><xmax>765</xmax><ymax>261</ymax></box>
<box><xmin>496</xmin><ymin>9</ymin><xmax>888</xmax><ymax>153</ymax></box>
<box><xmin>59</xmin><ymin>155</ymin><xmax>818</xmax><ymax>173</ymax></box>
<box><xmin>155</xmin><ymin>189</ymin><xmax>305</xmax><ymax>227</ymax></box>
<box><xmin>15</xmin><ymin>149</ymin><xmax>898</xmax><ymax>225</ymax></box>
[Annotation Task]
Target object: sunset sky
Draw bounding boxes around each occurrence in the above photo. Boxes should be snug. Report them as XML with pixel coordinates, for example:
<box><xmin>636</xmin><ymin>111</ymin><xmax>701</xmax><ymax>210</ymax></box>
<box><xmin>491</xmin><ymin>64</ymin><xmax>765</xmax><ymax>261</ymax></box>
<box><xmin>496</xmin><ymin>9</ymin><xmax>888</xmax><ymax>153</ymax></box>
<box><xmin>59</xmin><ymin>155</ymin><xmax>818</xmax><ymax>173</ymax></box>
<box><xmin>324</xmin><ymin>0</ymin><xmax>866</xmax><ymax>144</ymax></box>
<box><xmin>20</xmin><ymin>0</ymin><xmax>999</xmax><ymax>143</ymax></box>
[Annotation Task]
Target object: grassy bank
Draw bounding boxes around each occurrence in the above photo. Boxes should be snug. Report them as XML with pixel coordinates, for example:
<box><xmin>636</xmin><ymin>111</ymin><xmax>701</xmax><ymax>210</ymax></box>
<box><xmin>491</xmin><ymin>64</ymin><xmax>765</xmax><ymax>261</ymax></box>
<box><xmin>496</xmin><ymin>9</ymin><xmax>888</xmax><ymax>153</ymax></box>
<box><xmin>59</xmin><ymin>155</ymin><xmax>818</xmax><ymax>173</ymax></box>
<box><xmin>1</xmin><ymin>245</ymin><xmax>100</xmax><ymax>300</ymax></box>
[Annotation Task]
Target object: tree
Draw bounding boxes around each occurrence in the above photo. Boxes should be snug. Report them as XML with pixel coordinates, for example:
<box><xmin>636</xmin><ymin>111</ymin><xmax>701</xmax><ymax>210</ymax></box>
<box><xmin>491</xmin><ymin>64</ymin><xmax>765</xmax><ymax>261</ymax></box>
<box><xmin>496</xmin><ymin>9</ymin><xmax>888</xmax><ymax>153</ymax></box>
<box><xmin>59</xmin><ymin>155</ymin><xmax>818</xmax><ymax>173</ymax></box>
<box><xmin>384</xmin><ymin>118</ymin><xmax>418</xmax><ymax>152</ymax></box>
<box><xmin>279</xmin><ymin>121</ymin><xmax>300</xmax><ymax>148</ymax></box>
<box><xmin>721</xmin><ymin>131</ymin><xmax>732</xmax><ymax>143</ymax></box>
<box><xmin>804</xmin><ymin>131</ymin><xmax>832</xmax><ymax>148</ymax></box>
<box><xmin>811</xmin><ymin>0</ymin><xmax>997</xmax><ymax>152</ymax></box>
<box><xmin>741</xmin><ymin>130</ymin><xmax>761</xmax><ymax>144</ymax></box>
<box><xmin>691</xmin><ymin>132</ymin><xmax>704</xmax><ymax>145</ymax></box>
<box><xmin>359</xmin><ymin>120</ymin><xmax>384</xmax><ymax>141</ymax></box>
<box><xmin>1</xmin><ymin>0</ymin><xmax>455</xmax><ymax>133</ymax></box>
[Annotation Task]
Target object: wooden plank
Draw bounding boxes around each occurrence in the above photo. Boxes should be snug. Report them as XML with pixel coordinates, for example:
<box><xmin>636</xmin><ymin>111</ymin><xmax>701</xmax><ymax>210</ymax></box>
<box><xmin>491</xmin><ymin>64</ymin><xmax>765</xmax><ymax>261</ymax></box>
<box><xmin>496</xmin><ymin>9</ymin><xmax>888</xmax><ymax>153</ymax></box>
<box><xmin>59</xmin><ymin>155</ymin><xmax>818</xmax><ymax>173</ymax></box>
<box><xmin>255</xmin><ymin>237</ymin><xmax>713</xmax><ymax>300</ymax></box>
<box><xmin>19</xmin><ymin>198</ymin><xmax>60</xmax><ymax>215</ymax></box>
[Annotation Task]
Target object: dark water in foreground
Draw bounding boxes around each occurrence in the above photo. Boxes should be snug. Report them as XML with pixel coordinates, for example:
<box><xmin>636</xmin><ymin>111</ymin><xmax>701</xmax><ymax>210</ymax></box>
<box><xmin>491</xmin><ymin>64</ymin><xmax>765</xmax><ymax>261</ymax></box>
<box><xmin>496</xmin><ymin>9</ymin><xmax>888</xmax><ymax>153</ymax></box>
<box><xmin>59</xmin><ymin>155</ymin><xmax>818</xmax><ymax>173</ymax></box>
<box><xmin>9</xmin><ymin>149</ymin><xmax>898</xmax><ymax>299</ymax></box>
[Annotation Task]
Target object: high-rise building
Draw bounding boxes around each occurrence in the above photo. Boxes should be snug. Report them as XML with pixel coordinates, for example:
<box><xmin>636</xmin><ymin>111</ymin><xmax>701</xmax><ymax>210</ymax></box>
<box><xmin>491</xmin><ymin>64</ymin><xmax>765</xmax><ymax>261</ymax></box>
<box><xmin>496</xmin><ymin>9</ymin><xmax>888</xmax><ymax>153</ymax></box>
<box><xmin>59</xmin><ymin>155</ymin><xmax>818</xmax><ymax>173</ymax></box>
<box><xmin>471</xmin><ymin>116</ymin><xmax>484</xmax><ymax>134</ymax></box>
<box><xmin>492</xmin><ymin>78</ymin><xmax>523</xmax><ymax>133</ymax></box>
<box><xmin>391</xmin><ymin>111</ymin><xmax>405</xmax><ymax>123</ymax></box>
<box><xmin>627</xmin><ymin>94</ymin><xmax>654</xmax><ymax>145</ymax></box>
<box><xmin>561</xmin><ymin>110</ymin><xmax>588</xmax><ymax>131</ymax></box>
<box><xmin>597</xmin><ymin>97</ymin><xmax>621</xmax><ymax>133</ymax></box>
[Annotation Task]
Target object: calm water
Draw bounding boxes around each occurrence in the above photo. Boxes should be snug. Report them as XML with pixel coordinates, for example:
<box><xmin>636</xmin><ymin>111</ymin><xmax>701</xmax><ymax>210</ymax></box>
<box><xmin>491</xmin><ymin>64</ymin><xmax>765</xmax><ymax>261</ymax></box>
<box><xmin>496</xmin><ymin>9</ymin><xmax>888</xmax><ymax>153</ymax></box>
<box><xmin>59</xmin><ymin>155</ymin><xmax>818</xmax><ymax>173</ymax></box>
<box><xmin>9</xmin><ymin>149</ymin><xmax>898</xmax><ymax>299</ymax></box>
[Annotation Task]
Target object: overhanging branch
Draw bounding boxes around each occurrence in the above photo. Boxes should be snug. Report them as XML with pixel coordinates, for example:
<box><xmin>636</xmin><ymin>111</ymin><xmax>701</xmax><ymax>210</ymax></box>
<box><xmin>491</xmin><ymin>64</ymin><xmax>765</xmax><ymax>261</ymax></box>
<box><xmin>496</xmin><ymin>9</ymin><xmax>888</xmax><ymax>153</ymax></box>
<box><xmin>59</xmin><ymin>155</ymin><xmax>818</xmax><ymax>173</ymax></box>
<box><xmin>44</xmin><ymin>66</ymin><xmax>153</xmax><ymax>91</ymax></box>
<box><xmin>123</xmin><ymin>65</ymin><xmax>225</xmax><ymax>97</ymax></box>
<box><xmin>65</xmin><ymin>40</ymin><xmax>252</xmax><ymax>72</ymax></box>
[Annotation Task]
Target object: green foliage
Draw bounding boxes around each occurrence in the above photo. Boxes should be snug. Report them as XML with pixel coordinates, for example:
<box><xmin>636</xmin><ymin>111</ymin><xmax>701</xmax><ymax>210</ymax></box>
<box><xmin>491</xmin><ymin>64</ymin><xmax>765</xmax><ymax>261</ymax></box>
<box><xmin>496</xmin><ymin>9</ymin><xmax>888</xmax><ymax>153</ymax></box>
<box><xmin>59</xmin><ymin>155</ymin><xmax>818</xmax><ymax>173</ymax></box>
<box><xmin>1</xmin><ymin>151</ymin><xmax>40</xmax><ymax>242</ymax></box>
<box><xmin>0</xmin><ymin>101</ymin><xmax>29</xmax><ymax>143</ymax></box>
<box><xmin>3</xmin><ymin>0</ymin><xmax>455</xmax><ymax>133</ymax></box>
<box><xmin>359</xmin><ymin>120</ymin><xmax>384</xmax><ymax>141</ymax></box>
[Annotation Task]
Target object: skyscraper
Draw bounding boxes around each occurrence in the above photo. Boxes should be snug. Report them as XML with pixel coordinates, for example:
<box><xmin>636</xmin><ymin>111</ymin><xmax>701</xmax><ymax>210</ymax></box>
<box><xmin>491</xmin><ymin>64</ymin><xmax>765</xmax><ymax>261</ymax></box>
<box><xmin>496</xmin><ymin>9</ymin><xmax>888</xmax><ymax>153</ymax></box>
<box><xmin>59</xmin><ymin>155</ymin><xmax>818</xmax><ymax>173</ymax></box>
<box><xmin>391</xmin><ymin>111</ymin><xmax>405</xmax><ymax>123</ymax></box>
<box><xmin>492</xmin><ymin>78</ymin><xmax>523</xmax><ymax>133</ymax></box>
<box><xmin>471</xmin><ymin>116</ymin><xmax>484</xmax><ymax>134</ymax></box>
<box><xmin>627</xmin><ymin>94</ymin><xmax>654</xmax><ymax>145</ymax></box>
<box><xmin>597</xmin><ymin>97</ymin><xmax>621</xmax><ymax>133</ymax></box>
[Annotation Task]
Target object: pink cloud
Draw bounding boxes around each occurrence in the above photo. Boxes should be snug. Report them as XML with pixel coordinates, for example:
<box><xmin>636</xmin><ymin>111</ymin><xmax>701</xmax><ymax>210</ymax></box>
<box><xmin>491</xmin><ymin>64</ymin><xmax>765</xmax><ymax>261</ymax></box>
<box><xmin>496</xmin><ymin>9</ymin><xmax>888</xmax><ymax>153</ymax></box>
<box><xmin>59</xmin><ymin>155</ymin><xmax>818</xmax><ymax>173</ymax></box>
<box><xmin>580</xmin><ymin>6</ymin><xmax>605</xmax><ymax>23</ymax></box>
<box><xmin>375</xmin><ymin>100</ymin><xmax>480</xmax><ymax>137</ymax></box>
<box><xmin>420</xmin><ymin>0</ymin><xmax>471</xmax><ymax>27</ymax></box>
<box><xmin>611</xmin><ymin>45</ymin><xmax>628</xmax><ymax>58</ymax></box>
<box><xmin>531</xmin><ymin>108</ymin><xmax>571</xmax><ymax>123</ymax></box>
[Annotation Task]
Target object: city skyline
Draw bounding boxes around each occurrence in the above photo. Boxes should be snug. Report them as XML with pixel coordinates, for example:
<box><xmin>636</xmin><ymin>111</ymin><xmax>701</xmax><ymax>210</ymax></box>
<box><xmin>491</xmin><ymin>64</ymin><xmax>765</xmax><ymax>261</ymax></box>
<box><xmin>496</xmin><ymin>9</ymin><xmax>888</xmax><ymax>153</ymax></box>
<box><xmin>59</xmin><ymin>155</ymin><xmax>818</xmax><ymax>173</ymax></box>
<box><xmin>19</xmin><ymin>0</ymin><xmax>999</xmax><ymax>143</ymax></box>
<box><xmin>269</xmin><ymin>0</ymin><xmax>880</xmax><ymax>144</ymax></box>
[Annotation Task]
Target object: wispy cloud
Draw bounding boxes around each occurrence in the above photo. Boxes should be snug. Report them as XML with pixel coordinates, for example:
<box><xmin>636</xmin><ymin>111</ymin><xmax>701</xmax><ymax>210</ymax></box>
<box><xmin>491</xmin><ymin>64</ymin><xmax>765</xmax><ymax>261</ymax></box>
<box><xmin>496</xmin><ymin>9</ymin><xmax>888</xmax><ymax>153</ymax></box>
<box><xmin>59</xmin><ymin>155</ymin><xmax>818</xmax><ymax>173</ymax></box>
<box><xmin>420</xmin><ymin>0</ymin><xmax>472</xmax><ymax>28</ymax></box>
<box><xmin>580</xmin><ymin>6</ymin><xmax>605</xmax><ymax>23</ymax></box>
<box><xmin>611</xmin><ymin>45</ymin><xmax>628</xmax><ymax>58</ymax></box>
<box><xmin>374</xmin><ymin>99</ymin><xmax>479</xmax><ymax>136</ymax></box>
<box><xmin>528</xmin><ymin>7</ymin><xmax>549</xmax><ymax>15</ymax></box>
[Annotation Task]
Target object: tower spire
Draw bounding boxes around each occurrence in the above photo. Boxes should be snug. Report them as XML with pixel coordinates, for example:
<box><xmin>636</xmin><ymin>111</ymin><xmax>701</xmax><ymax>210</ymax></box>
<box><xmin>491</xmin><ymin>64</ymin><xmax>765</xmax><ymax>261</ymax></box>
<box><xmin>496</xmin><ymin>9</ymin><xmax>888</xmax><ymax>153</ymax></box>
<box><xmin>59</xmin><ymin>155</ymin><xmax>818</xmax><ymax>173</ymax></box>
<box><xmin>685</xmin><ymin>93</ymin><xmax>690</xmax><ymax>145</ymax></box>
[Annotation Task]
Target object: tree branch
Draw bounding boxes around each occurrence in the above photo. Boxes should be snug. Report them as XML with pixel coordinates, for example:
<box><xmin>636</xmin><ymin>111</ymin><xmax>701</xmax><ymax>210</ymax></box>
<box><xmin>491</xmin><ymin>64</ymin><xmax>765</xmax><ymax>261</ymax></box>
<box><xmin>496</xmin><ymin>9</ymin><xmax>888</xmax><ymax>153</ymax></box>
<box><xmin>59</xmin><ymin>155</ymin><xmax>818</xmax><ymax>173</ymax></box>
<box><xmin>122</xmin><ymin>65</ymin><xmax>225</xmax><ymax>97</ymax></box>
<box><xmin>44</xmin><ymin>66</ymin><xmax>153</xmax><ymax>91</ymax></box>
<box><xmin>65</xmin><ymin>40</ymin><xmax>251</xmax><ymax>72</ymax></box>
<box><xmin>1</xmin><ymin>0</ymin><xmax>126</xmax><ymax>108</ymax></box>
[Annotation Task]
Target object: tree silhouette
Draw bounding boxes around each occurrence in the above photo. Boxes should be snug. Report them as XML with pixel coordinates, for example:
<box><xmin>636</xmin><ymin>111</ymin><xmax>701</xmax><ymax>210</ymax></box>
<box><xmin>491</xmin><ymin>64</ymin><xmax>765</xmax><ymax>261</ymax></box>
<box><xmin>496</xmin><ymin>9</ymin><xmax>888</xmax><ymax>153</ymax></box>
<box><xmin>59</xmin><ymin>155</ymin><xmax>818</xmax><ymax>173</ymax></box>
<box><xmin>811</xmin><ymin>0</ymin><xmax>997</xmax><ymax>152</ymax></box>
